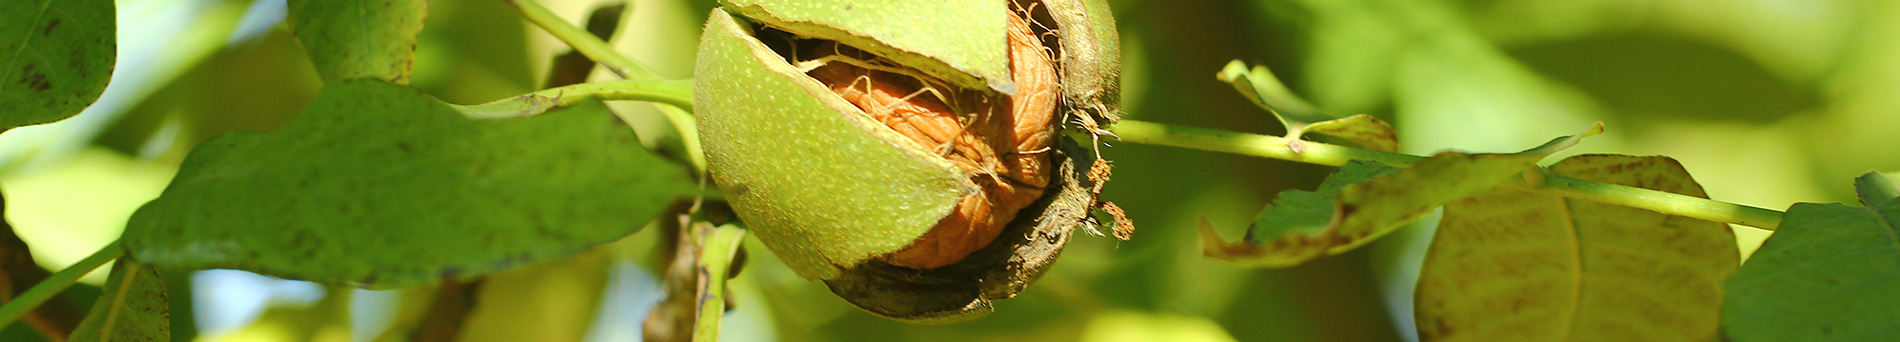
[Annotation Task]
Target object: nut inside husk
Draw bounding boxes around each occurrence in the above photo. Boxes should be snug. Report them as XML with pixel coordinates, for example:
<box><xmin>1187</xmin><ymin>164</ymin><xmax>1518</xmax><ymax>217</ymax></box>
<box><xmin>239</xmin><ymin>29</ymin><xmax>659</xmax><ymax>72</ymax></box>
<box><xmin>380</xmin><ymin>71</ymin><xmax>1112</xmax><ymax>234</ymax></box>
<box><xmin>782</xmin><ymin>9</ymin><xmax>1058</xmax><ymax>270</ymax></box>
<box><xmin>817</xmin><ymin>3</ymin><xmax>1119</xmax><ymax>321</ymax></box>
<box><xmin>824</xmin><ymin>138</ymin><xmax>1101</xmax><ymax>322</ymax></box>
<box><xmin>697</xmin><ymin>0</ymin><xmax>1123</xmax><ymax>322</ymax></box>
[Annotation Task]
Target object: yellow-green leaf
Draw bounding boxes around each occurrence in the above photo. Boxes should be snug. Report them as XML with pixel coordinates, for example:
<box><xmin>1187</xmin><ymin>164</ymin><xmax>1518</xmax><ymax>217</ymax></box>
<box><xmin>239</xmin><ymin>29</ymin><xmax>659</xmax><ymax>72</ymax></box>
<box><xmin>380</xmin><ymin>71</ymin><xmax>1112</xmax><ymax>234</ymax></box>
<box><xmin>0</xmin><ymin>0</ymin><xmax>115</xmax><ymax>130</ymax></box>
<box><xmin>1216</xmin><ymin>60</ymin><xmax>1396</xmax><ymax>152</ymax></box>
<box><xmin>70</xmin><ymin>261</ymin><xmax>169</xmax><ymax>342</ymax></box>
<box><xmin>1203</xmin><ymin>124</ymin><xmax>1603</xmax><ymax>267</ymax></box>
<box><xmin>1416</xmin><ymin>155</ymin><xmax>1738</xmax><ymax>341</ymax></box>
<box><xmin>288</xmin><ymin>0</ymin><xmax>426</xmax><ymax>84</ymax></box>
<box><xmin>1723</xmin><ymin>172</ymin><xmax>1900</xmax><ymax>341</ymax></box>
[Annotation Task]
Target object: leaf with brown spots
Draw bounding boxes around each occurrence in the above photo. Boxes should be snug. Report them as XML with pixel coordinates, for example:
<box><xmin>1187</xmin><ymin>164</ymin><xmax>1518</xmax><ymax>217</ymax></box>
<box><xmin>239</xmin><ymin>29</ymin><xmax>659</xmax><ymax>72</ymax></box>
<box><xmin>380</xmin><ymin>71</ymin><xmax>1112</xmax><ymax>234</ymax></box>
<box><xmin>1200</xmin><ymin>160</ymin><xmax>1400</xmax><ymax>267</ymax></box>
<box><xmin>287</xmin><ymin>0</ymin><xmax>426</xmax><ymax>84</ymax></box>
<box><xmin>1202</xmin><ymin>124</ymin><xmax>1602</xmax><ymax>267</ymax></box>
<box><xmin>122</xmin><ymin>80</ymin><xmax>697</xmax><ymax>287</ymax></box>
<box><xmin>1415</xmin><ymin>155</ymin><xmax>1737</xmax><ymax>341</ymax></box>
<box><xmin>1216</xmin><ymin>60</ymin><xmax>1397</xmax><ymax>152</ymax></box>
<box><xmin>70</xmin><ymin>261</ymin><xmax>169</xmax><ymax>342</ymax></box>
<box><xmin>1723</xmin><ymin>172</ymin><xmax>1900</xmax><ymax>341</ymax></box>
<box><xmin>0</xmin><ymin>0</ymin><xmax>115</xmax><ymax>130</ymax></box>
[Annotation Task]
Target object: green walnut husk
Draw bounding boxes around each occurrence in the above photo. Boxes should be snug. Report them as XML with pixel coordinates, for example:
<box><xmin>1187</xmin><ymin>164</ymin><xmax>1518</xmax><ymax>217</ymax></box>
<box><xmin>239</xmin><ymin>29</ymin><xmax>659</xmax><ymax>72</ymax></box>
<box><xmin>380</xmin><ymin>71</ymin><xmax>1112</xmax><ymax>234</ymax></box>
<box><xmin>1047</xmin><ymin>0</ymin><xmax>1123</xmax><ymax>127</ymax></box>
<box><xmin>694</xmin><ymin>0</ymin><xmax>1121</xmax><ymax>322</ymax></box>
<box><xmin>718</xmin><ymin>0</ymin><xmax>1015</xmax><ymax>94</ymax></box>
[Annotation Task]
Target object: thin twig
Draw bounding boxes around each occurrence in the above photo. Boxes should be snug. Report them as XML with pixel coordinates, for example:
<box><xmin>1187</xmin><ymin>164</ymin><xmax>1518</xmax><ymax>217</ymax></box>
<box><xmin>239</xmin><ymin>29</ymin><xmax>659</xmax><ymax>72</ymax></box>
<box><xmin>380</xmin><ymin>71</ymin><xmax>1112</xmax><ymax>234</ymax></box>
<box><xmin>1102</xmin><ymin>119</ymin><xmax>1786</xmax><ymax>230</ymax></box>
<box><xmin>449</xmin><ymin>79</ymin><xmax>694</xmax><ymax>119</ymax></box>
<box><xmin>691</xmin><ymin>224</ymin><xmax>746</xmax><ymax>342</ymax></box>
<box><xmin>503</xmin><ymin>0</ymin><xmax>664</xmax><ymax>82</ymax></box>
<box><xmin>0</xmin><ymin>199</ymin><xmax>82</xmax><ymax>342</ymax></box>
<box><xmin>0</xmin><ymin>240</ymin><xmax>123</xmax><ymax>329</ymax></box>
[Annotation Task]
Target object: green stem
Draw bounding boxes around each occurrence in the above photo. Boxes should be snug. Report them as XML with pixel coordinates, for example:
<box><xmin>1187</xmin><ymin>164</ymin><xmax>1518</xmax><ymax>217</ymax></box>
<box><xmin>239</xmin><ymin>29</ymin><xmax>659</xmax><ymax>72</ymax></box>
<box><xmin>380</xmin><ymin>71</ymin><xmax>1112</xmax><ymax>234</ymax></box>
<box><xmin>692</xmin><ymin>224</ymin><xmax>746</xmax><ymax>342</ymax></box>
<box><xmin>504</xmin><ymin>0</ymin><xmax>664</xmax><ymax>82</ymax></box>
<box><xmin>1536</xmin><ymin>174</ymin><xmax>1784</xmax><ymax>230</ymax></box>
<box><xmin>0</xmin><ymin>240</ymin><xmax>123</xmax><ymax>328</ymax></box>
<box><xmin>1106</xmin><ymin>119</ymin><xmax>1786</xmax><ymax>230</ymax></box>
<box><xmin>451</xmin><ymin>79</ymin><xmax>694</xmax><ymax>119</ymax></box>
<box><xmin>1106</xmin><ymin>120</ymin><xmax>1421</xmax><ymax>167</ymax></box>
<box><xmin>501</xmin><ymin>0</ymin><xmax>705</xmax><ymax>173</ymax></box>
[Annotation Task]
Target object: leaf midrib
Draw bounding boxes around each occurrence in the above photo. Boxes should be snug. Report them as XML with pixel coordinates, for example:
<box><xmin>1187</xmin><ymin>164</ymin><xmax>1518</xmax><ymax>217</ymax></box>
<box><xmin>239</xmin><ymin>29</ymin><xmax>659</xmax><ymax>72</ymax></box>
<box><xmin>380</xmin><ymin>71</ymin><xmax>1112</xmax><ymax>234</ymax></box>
<box><xmin>1555</xmin><ymin>196</ymin><xmax>1585</xmax><ymax>340</ymax></box>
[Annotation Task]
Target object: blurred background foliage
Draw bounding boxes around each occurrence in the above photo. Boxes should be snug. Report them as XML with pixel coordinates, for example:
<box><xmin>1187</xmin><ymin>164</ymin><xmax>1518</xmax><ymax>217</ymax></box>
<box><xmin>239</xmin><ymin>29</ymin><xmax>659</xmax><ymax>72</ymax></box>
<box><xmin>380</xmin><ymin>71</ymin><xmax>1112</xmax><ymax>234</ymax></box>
<box><xmin>2</xmin><ymin>0</ymin><xmax>1895</xmax><ymax>341</ymax></box>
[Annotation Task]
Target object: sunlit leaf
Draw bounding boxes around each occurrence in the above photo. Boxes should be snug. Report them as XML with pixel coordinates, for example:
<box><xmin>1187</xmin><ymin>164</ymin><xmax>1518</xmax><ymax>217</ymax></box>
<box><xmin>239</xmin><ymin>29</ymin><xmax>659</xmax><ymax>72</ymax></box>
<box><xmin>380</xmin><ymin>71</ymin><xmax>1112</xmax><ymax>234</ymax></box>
<box><xmin>1203</xmin><ymin>124</ymin><xmax>1603</xmax><ymax>267</ymax></box>
<box><xmin>288</xmin><ymin>0</ymin><xmax>426</xmax><ymax>84</ymax></box>
<box><xmin>0</xmin><ymin>0</ymin><xmax>115</xmax><ymax>130</ymax></box>
<box><xmin>1723</xmin><ymin>172</ymin><xmax>1900</xmax><ymax>341</ymax></box>
<box><xmin>1216</xmin><ymin>60</ymin><xmax>1397</xmax><ymax>152</ymax></box>
<box><xmin>69</xmin><ymin>261</ymin><xmax>169</xmax><ymax>342</ymax></box>
<box><xmin>123</xmin><ymin>80</ymin><xmax>697</xmax><ymax>287</ymax></box>
<box><xmin>1415</xmin><ymin>155</ymin><xmax>1737</xmax><ymax>341</ymax></box>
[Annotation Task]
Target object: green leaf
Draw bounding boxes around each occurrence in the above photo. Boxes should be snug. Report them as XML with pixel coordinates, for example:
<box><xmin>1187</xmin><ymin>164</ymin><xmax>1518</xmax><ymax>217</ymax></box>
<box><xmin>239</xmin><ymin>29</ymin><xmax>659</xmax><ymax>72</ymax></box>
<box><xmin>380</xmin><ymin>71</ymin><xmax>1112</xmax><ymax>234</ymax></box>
<box><xmin>1415</xmin><ymin>155</ymin><xmax>1737</xmax><ymax>341</ymax></box>
<box><xmin>288</xmin><ymin>0</ymin><xmax>426</xmax><ymax>84</ymax></box>
<box><xmin>1216</xmin><ymin>60</ymin><xmax>1397</xmax><ymax>152</ymax></box>
<box><xmin>69</xmin><ymin>261</ymin><xmax>169</xmax><ymax>342</ymax></box>
<box><xmin>1202</xmin><ymin>124</ymin><xmax>1603</xmax><ymax>267</ymax></box>
<box><xmin>1198</xmin><ymin>160</ymin><xmax>1399</xmax><ymax>266</ymax></box>
<box><xmin>123</xmin><ymin>80</ymin><xmax>696</xmax><ymax>287</ymax></box>
<box><xmin>0</xmin><ymin>0</ymin><xmax>115</xmax><ymax>130</ymax></box>
<box><xmin>1723</xmin><ymin>172</ymin><xmax>1900</xmax><ymax>341</ymax></box>
<box><xmin>1854</xmin><ymin>171</ymin><xmax>1898</xmax><ymax>208</ymax></box>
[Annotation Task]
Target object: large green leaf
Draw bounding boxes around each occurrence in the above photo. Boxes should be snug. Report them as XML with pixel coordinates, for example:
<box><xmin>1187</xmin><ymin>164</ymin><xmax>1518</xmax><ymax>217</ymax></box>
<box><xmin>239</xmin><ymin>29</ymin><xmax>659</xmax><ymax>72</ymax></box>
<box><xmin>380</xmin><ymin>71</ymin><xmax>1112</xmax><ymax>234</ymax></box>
<box><xmin>124</xmin><ymin>80</ymin><xmax>696</xmax><ymax>287</ymax></box>
<box><xmin>1415</xmin><ymin>155</ymin><xmax>1737</xmax><ymax>341</ymax></box>
<box><xmin>288</xmin><ymin>0</ymin><xmax>426</xmax><ymax>84</ymax></box>
<box><xmin>0</xmin><ymin>0</ymin><xmax>115</xmax><ymax>130</ymax></box>
<box><xmin>1723</xmin><ymin>172</ymin><xmax>1900</xmax><ymax>341</ymax></box>
<box><xmin>1203</xmin><ymin>124</ymin><xmax>1601</xmax><ymax>267</ymax></box>
<box><xmin>69</xmin><ymin>261</ymin><xmax>169</xmax><ymax>342</ymax></box>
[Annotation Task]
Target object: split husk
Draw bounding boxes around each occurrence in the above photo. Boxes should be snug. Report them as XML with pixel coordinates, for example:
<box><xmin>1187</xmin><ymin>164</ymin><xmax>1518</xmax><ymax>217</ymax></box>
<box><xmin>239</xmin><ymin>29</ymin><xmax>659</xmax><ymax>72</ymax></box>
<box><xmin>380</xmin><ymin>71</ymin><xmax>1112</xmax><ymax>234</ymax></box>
<box><xmin>693</xmin><ymin>0</ymin><xmax>1123</xmax><ymax>321</ymax></box>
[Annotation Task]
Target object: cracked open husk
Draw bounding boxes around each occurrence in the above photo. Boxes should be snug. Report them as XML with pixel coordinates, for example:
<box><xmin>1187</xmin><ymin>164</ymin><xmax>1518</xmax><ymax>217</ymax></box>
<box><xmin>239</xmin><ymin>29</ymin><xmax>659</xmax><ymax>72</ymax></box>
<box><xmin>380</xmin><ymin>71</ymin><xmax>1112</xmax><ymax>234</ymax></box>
<box><xmin>693</xmin><ymin>0</ymin><xmax>1122</xmax><ymax>322</ymax></box>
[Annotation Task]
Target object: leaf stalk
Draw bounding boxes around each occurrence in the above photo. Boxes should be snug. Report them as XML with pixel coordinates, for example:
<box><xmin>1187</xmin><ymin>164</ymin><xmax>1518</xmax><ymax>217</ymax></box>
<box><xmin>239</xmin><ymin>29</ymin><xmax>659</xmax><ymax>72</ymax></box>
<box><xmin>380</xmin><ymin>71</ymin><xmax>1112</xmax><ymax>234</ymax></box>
<box><xmin>0</xmin><ymin>240</ymin><xmax>123</xmax><ymax>328</ymax></box>
<box><xmin>504</xmin><ymin>0</ymin><xmax>665</xmax><ymax>82</ymax></box>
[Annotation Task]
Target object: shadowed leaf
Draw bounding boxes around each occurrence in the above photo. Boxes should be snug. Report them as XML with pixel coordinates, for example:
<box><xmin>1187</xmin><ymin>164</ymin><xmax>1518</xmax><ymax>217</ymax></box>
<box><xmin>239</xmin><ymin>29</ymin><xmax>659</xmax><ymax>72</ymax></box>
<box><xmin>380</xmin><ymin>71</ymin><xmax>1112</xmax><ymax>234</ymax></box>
<box><xmin>1723</xmin><ymin>172</ymin><xmax>1900</xmax><ymax>341</ymax></box>
<box><xmin>1415</xmin><ymin>155</ymin><xmax>1737</xmax><ymax>341</ymax></box>
<box><xmin>1199</xmin><ymin>160</ymin><xmax>1399</xmax><ymax>266</ymax></box>
<box><xmin>70</xmin><ymin>261</ymin><xmax>169</xmax><ymax>342</ymax></box>
<box><xmin>1216</xmin><ymin>60</ymin><xmax>1396</xmax><ymax>152</ymax></box>
<box><xmin>1203</xmin><ymin>124</ymin><xmax>1603</xmax><ymax>267</ymax></box>
<box><xmin>123</xmin><ymin>80</ymin><xmax>696</xmax><ymax>287</ymax></box>
<box><xmin>288</xmin><ymin>0</ymin><xmax>426</xmax><ymax>84</ymax></box>
<box><xmin>0</xmin><ymin>0</ymin><xmax>115</xmax><ymax>130</ymax></box>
